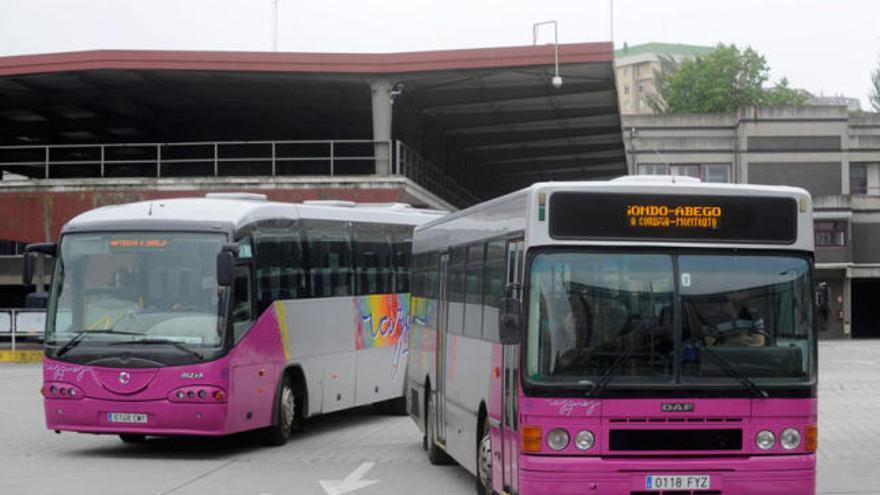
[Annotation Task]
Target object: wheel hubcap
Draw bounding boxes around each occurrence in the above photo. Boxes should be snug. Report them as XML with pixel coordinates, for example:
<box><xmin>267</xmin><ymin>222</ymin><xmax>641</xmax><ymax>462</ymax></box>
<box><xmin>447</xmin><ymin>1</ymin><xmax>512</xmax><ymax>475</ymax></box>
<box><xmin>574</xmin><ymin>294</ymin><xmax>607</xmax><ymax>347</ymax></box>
<box><xmin>478</xmin><ymin>433</ymin><xmax>492</xmax><ymax>490</ymax></box>
<box><xmin>281</xmin><ymin>386</ymin><xmax>295</xmax><ymax>433</ymax></box>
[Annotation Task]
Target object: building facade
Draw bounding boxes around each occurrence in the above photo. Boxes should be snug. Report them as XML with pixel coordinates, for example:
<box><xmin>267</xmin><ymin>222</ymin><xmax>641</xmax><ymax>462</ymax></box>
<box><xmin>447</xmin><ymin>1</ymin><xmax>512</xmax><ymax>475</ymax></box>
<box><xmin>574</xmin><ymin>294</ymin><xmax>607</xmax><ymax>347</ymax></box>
<box><xmin>614</xmin><ymin>43</ymin><xmax>715</xmax><ymax>115</ymax></box>
<box><xmin>623</xmin><ymin>105</ymin><xmax>880</xmax><ymax>339</ymax></box>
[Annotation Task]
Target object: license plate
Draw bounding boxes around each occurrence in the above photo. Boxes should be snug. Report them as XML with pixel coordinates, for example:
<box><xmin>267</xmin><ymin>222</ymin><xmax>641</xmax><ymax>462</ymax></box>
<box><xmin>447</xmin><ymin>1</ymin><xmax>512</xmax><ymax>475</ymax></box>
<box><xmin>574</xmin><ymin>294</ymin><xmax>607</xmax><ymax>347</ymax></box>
<box><xmin>645</xmin><ymin>475</ymin><xmax>711</xmax><ymax>491</ymax></box>
<box><xmin>107</xmin><ymin>412</ymin><xmax>148</xmax><ymax>424</ymax></box>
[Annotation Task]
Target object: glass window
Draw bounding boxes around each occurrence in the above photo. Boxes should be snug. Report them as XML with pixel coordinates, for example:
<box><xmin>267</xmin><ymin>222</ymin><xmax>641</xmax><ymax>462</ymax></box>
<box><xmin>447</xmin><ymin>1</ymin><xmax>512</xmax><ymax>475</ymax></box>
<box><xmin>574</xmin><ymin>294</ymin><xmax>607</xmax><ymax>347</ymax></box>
<box><xmin>390</xmin><ymin>225</ymin><xmax>413</xmax><ymax>293</ymax></box>
<box><xmin>352</xmin><ymin>222</ymin><xmax>393</xmax><ymax>295</ymax></box>
<box><xmin>464</xmin><ymin>244</ymin><xmax>485</xmax><ymax>338</ymax></box>
<box><xmin>702</xmin><ymin>164</ymin><xmax>731</xmax><ymax>183</ymax></box>
<box><xmin>232</xmin><ymin>265</ymin><xmax>253</xmax><ymax>342</ymax></box>
<box><xmin>303</xmin><ymin>220</ymin><xmax>352</xmax><ymax>298</ymax></box>
<box><xmin>254</xmin><ymin>228</ymin><xmax>308</xmax><ymax>313</ymax></box>
<box><xmin>671</xmin><ymin>164</ymin><xmax>701</xmax><ymax>179</ymax></box>
<box><xmin>639</xmin><ymin>164</ymin><xmax>668</xmax><ymax>176</ymax></box>
<box><xmin>466</xmin><ymin>244</ymin><xmax>485</xmax><ymax>305</ymax></box>
<box><xmin>814</xmin><ymin>221</ymin><xmax>847</xmax><ymax>247</ymax></box>
<box><xmin>425</xmin><ymin>252</ymin><xmax>439</xmax><ymax>298</ymax></box>
<box><xmin>525</xmin><ymin>252</ymin><xmax>675</xmax><ymax>384</ymax></box>
<box><xmin>482</xmin><ymin>240</ymin><xmax>507</xmax><ymax>342</ymax></box>
<box><xmin>45</xmin><ymin>232</ymin><xmax>227</xmax><ymax>364</ymax></box>
<box><xmin>679</xmin><ymin>255</ymin><xmax>813</xmax><ymax>384</ymax></box>
<box><xmin>850</xmin><ymin>163</ymin><xmax>868</xmax><ymax>195</ymax></box>
<box><xmin>448</xmin><ymin>247</ymin><xmax>466</xmax><ymax>305</ymax></box>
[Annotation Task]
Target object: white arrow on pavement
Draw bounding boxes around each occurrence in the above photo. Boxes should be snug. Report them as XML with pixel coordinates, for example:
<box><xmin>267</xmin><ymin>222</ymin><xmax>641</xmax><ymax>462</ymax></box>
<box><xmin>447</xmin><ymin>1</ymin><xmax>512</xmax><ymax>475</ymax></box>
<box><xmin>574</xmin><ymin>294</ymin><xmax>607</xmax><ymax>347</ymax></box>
<box><xmin>319</xmin><ymin>462</ymin><xmax>379</xmax><ymax>495</ymax></box>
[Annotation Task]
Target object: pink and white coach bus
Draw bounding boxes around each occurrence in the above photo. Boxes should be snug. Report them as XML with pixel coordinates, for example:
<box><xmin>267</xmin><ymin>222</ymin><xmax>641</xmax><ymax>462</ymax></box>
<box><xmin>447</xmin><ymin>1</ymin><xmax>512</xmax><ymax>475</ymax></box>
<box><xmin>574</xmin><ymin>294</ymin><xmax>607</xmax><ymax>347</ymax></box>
<box><xmin>408</xmin><ymin>177</ymin><xmax>819</xmax><ymax>495</ymax></box>
<box><xmin>24</xmin><ymin>193</ymin><xmax>441</xmax><ymax>445</ymax></box>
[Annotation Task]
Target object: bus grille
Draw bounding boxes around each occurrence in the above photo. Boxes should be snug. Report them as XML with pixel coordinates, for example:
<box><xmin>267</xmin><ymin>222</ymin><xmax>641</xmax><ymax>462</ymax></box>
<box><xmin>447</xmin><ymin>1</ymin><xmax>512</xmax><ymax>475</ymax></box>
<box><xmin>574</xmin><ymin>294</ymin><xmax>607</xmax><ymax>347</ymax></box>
<box><xmin>609</xmin><ymin>417</ymin><xmax>742</xmax><ymax>424</ymax></box>
<box><xmin>609</xmin><ymin>429</ymin><xmax>742</xmax><ymax>451</ymax></box>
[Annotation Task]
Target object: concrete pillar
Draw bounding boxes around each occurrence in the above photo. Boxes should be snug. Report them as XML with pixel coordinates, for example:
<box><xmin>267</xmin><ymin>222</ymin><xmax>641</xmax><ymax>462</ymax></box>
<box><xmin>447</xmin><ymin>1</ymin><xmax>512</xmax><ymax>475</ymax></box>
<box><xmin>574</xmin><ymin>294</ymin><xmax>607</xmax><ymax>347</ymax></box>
<box><xmin>370</xmin><ymin>79</ymin><xmax>393</xmax><ymax>175</ymax></box>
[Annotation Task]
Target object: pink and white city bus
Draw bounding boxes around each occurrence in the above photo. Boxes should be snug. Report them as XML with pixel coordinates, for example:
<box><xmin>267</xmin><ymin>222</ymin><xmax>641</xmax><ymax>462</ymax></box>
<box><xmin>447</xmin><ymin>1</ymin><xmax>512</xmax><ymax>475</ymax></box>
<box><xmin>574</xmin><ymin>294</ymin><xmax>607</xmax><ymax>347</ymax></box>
<box><xmin>408</xmin><ymin>177</ymin><xmax>819</xmax><ymax>494</ymax></box>
<box><xmin>24</xmin><ymin>193</ymin><xmax>441</xmax><ymax>445</ymax></box>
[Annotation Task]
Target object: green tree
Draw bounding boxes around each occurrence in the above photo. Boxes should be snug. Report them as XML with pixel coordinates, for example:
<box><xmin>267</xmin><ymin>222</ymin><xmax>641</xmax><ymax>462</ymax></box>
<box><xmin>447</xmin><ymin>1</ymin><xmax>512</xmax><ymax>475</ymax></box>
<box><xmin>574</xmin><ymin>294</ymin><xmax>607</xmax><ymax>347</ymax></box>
<box><xmin>870</xmin><ymin>60</ymin><xmax>880</xmax><ymax>112</ymax></box>
<box><xmin>651</xmin><ymin>44</ymin><xmax>807</xmax><ymax>114</ymax></box>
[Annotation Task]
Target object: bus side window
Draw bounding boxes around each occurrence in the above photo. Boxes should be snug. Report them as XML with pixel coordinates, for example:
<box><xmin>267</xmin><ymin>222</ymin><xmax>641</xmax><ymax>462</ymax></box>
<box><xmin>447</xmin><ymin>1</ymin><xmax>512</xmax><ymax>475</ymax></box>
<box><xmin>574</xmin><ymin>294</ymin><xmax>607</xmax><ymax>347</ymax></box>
<box><xmin>303</xmin><ymin>220</ymin><xmax>353</xmax><ymax>298</ymax></box>
<box><xmin>426</xmin><ymin>252</ymin><xmax>440</xmax><ymax>299</ymax></box>
<box><xmin>232</xmin><ymin>265</ymin><xmax>254</xmax><ymax>343</ymax></box>
<box><xmin>254</xmin><ymin>228</ymin><xmax>308</xmax><ymax>314</ymax></box>
<box><xmin>448</xmin><ymin>247</ymin><xmax>467</xmax><ymax>335</ymax></box>
<box><xmin>483</xmin><ymin>240</ymin><xmax>507</xmax><ymax>342</ymax></box>
<box><xmin>352</xmin><ymin>222</ymin><xmax>393</xmax><ymax>296</ymax></box>
<box><xmin>464</xmin><ymin>244</ymin><xmax>485</xmax><ymax>338</ymax></box>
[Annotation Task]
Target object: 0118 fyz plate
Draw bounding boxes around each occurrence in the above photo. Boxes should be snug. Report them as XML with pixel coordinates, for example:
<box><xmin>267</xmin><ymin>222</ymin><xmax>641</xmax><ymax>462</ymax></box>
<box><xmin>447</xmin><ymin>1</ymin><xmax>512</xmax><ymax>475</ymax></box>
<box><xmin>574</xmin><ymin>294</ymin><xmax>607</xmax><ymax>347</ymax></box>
<box><xmin>645</xmin><ymin>475</ymin><xmax>710</xmax><ymax>491</ymax></box>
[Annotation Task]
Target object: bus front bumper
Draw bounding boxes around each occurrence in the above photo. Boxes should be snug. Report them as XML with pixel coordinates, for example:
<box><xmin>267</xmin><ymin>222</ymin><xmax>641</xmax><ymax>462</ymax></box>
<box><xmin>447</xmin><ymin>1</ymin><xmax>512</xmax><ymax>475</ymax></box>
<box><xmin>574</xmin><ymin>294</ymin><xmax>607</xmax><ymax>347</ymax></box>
<box><xmin>517</xmin><ymin>454</ymin><xmax>815</xmax><ymax>495</ymax></box>
<box><xmin>45</xmin><ymin>397</ymin><xmax>229</xmax><ymax>437</ymax></box>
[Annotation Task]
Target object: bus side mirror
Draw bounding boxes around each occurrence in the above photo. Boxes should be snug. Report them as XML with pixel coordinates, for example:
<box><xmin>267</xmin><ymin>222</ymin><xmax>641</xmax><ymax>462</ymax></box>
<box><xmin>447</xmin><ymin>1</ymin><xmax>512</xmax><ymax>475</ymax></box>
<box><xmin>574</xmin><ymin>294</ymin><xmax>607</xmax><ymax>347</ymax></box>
<box><xmin>499</xmin><ymin>296</ymin><xmax>522</xmax><ymax>345</ymax></box>
<box><xmin>216</xmin><ymin>244</ymin><xmax>238</xmax><ymax>287</ymax></box>
<box><xmin>22</xmin><ymin>242</ymin><xmax>56</xmax><ymax>286</ymax></box>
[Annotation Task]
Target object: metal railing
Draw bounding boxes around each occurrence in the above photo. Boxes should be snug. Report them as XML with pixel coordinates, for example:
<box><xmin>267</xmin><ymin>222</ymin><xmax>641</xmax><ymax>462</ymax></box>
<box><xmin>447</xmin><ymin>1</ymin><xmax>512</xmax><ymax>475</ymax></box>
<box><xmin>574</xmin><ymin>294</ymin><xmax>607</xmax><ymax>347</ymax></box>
<box><xmin>0</xmin><ymin>138</ymin><xmax>479</xmax><ymax>208</ymax></box>
<box><xmin>0</xmin><ymin>309</ymin><xmax>45</xmax><ymax>351</ymax></box>
<box><xmin>395</xmin><ymin>141</ymin><xmax>480</xmax><ymax>208</ymax></box>
<box><xmin>0</xmin><ymin>139</ymin><xmax>393</xmax><ymax>179</ymax></box>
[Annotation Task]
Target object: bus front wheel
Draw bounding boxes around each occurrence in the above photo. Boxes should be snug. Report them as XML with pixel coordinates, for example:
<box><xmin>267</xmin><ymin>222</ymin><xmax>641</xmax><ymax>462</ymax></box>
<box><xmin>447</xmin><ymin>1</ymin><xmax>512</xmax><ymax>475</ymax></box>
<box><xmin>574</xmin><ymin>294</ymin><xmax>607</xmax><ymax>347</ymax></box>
<box><xmin>476</xmin><ymin>417</ymin><xmax>494</xmax><ymax>495</ymax></box>
<box><xmin>265</xmin><ymin>374</ymin><xmax>296</xmax><ymax>446</ymax></box>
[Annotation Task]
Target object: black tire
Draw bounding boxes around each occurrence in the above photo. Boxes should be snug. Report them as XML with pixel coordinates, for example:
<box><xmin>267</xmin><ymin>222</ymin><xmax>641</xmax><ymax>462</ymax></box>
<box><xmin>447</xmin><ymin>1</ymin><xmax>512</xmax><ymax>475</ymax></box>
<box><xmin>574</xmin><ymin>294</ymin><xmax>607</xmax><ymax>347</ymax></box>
<box><xmin>265</xmin><ymin>374</ymin><xmax>295</xmax><ymax>446</ymax></box>
<box><xmin>476</xmin><ymin>416</ymin><xmax>494</xmax><ymax>495</ymax></box>
<box><xmin>119</xmin><ymin>434</ymin><xmax>146</xmax><ymax>444</ymax></box>
<box><xmin>426</xmin><ymin>392</ymin><xmax>453</xmax><ymax>465</ymax></box>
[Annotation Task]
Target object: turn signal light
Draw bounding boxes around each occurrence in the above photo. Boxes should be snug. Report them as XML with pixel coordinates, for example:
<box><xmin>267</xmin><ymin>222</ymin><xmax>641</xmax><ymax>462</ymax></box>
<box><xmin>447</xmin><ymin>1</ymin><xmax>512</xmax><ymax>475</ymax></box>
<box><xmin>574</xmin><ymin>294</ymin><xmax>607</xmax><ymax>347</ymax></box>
<box><xmin>213</xmin><ymin>390</ymin><xmax>225</xmax><ymax>401</ymax></box>
<box><xmin>805</xmin><ymin>424</ymin><xmax>818</xmax><ymax>452</ymax></box>
<box><xmin>521</xmin><ymin>425</ymin><xmax>542</xmax><ymax>453</ymax></box>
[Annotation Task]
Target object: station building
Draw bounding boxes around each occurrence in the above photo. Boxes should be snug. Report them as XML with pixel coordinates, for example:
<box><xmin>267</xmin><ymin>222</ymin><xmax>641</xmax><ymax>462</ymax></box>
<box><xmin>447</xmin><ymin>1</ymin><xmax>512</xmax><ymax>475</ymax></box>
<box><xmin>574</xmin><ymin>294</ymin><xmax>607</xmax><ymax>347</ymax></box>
<box><xmin>0</xmin><ymin>43</ymin><xmax>626</xmax><ymax>306</ymax></box>
<box><xmin>623</xmin><ymin>105</ymin><xmax>880</xmax><ymax>339</ymax></box>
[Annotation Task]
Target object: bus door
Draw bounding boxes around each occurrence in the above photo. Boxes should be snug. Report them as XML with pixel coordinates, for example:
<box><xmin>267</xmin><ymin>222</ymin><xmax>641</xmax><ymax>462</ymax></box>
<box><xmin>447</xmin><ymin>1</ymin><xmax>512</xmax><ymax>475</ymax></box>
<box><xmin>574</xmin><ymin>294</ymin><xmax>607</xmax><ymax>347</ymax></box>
<box><xmin>435</xmin><ymin>252</ymin><xmax>450</xmax><ymax>445</ymax></box>
<box><xmin>502</xmin><ymin>239</ymin><xmax>524</xmax><ymax>493</ymax></box>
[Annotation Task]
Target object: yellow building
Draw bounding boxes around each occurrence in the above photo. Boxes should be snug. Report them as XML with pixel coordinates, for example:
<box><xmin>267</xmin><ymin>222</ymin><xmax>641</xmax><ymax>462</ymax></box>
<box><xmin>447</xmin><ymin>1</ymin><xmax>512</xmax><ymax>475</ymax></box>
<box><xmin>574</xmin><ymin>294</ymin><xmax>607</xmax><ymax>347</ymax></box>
<box><xmin>615</xmin><ymin>43</ymin><xmax>715</xmax><ymax>115</ymax></box>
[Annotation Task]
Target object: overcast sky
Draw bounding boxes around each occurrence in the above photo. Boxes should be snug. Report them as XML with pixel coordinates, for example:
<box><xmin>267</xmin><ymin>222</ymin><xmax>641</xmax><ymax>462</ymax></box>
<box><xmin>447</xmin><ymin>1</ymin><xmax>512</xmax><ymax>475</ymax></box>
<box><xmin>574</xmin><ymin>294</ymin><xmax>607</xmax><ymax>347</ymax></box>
<box><xmin>1</xmin><ymin>0</ymin><xmax>878</xmax><ymax>108</ymax></box>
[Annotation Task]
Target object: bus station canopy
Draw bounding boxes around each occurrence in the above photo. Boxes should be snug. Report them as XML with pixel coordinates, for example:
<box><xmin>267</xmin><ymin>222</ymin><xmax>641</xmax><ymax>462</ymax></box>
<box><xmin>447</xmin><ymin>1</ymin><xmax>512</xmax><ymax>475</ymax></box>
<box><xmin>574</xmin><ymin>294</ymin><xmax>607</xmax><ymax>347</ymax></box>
<box><xmin>0</xmin><ymin>43</ymin><xmax>625</xmax><ymax>200</ymax></box>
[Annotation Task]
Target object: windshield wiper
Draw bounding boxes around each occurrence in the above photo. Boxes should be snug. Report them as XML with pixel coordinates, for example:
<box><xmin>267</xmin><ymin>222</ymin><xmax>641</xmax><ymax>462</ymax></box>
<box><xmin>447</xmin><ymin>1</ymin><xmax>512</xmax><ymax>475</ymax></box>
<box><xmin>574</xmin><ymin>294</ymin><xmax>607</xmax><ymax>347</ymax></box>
<box><xmin>586</xmin><ymin>350</ymin><xmax>634</xmax><ymax>397</ymax></box>
<box><xmin>699</xmin><ymin>346</ymin><xmax>768</xmax><ymax>399</ymax></box>
<box><xmin>111</xmin><ymin>338</ymin><xmax>204</xmax><ymax>361</ymax></box>
<box><xmin>54</xmin><ymin>330</ymin><xmax>141</xmax><ymax>358</ymax></box>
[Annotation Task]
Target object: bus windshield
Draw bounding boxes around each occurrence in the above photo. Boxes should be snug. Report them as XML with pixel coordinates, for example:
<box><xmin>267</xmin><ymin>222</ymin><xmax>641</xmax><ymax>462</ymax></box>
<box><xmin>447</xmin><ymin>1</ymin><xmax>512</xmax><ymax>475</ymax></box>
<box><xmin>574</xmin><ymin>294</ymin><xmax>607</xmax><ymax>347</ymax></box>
<box><xmin>46</xmin><ymin>232</ymin><xmax>228</xmax><ymax>362</ymax></box>
<box><xmin>525</xmin><ymin>251</ymin><xmax>814</xmax><ymax>392</ymax></box>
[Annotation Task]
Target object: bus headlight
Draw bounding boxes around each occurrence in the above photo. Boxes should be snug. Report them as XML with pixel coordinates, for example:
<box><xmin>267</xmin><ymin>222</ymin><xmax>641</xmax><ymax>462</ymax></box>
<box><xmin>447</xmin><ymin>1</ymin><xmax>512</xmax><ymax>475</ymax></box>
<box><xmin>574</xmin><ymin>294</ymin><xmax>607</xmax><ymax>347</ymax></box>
<box><xmin>546</xmin><ymin>428</ymin><xmax>569</xmax><ymax>451</ymax></box>
<box><xmin>574</xmin><ymin>430</ymin><xmax>595</xmax><ymax>450</ymax></box>
<box><xmin>780</xmin><ymin>428</ymin><xmax>801</xmax><ymax>450</ymax></box>
<box><xmin>755</xmin><ymin>430</ymin><xmax>775</xmax><ymax>450</ymax></box>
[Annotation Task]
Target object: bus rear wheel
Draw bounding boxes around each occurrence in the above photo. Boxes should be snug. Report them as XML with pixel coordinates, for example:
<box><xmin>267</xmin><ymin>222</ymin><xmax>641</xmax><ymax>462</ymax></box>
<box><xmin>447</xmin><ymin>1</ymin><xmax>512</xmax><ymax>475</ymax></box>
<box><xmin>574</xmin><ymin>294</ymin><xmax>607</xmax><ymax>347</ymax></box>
<box><xmin>265</xmin><ymin>374</ymin><xmax>295</xmax><ymax>446</ymax></box>
<box><xmin>476</xmin><ymin>417</ymin><xmax>494</xmax><ymax>495</ymax></box>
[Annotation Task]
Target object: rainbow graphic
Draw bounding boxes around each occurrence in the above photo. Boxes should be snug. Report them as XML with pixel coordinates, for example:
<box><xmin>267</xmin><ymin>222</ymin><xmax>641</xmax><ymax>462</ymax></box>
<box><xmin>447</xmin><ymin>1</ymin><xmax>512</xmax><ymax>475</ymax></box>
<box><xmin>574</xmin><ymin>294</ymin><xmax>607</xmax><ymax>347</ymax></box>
<box><xmin>354</xmin><ymin>294</ymin><xmax>411</xmax><ymax>351</ymax></box>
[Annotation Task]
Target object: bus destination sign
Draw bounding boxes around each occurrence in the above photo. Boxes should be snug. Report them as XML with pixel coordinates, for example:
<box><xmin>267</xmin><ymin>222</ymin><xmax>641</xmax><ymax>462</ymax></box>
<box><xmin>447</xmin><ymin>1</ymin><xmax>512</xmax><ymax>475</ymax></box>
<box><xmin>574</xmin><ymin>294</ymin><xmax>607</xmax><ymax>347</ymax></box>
<box><xmin>626</xmin><ymin>204</ymin><xmax>722</xmax><ymax>230</ymax></box>
<box><xmin>549</xmin><ymin>192</ymin><xmax>798</xmax><ymax>244</ymax></box>
<box><xmin>109</xmin><ymin>239</ymin><xmax>169</xmax><ymax>249</ymax></box>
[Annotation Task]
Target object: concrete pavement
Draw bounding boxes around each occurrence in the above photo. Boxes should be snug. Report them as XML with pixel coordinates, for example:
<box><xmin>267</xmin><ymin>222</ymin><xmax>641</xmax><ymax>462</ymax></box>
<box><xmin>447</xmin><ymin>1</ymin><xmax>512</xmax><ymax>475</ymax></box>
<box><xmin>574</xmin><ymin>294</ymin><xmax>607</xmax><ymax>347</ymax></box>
<box><xmin>1</xmin><ymin>340</ymin><xmax>878</xmax><ymax>495</ymax></box>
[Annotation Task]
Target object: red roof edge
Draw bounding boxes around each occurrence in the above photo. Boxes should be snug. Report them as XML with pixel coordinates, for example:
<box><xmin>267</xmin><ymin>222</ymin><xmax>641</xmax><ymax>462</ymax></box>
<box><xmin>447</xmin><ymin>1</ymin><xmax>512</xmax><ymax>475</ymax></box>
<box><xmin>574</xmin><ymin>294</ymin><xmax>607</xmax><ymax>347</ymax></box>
<box><xmin>0</xmin><ymin>43</ymin><xmax>613</xmax><ymax>77</ymax></box>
